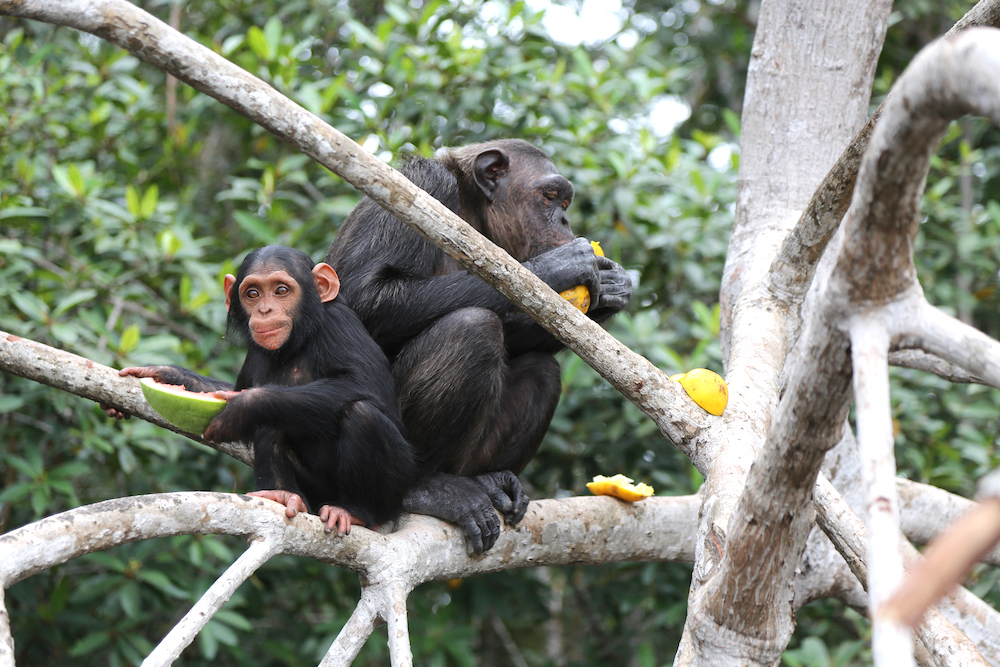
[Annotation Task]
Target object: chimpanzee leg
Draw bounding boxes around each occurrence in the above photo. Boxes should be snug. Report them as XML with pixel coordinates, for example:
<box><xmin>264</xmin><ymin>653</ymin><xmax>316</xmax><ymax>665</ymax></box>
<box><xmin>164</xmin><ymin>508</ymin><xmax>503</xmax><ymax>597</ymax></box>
<box><xmin>392</xmin><ymin>307</ymin><xmax>506</xmax><ymax>475</ymax></box>
<box><xmin>460</xmin><ymin>351</ymin><xmax>561</xmax><ymax>475</ymax></box>
<box><xmin>464</xmin><ymin>351</ymin><xmax>561</xmax><ymax>528</ymax></box>
<box><xmin>316</xmin><ymin>400</ymin><xmax>415</xmax><ymax>531</ymax></box>
<box><xmin>394</xmin><ymin>307</ymin><xmax>562</xmax><ymax>553</ymax></box>
<box><xmin>249</xmin><ymin>427</ymin><xmax>309</xmax><ymax>518</ymax></box>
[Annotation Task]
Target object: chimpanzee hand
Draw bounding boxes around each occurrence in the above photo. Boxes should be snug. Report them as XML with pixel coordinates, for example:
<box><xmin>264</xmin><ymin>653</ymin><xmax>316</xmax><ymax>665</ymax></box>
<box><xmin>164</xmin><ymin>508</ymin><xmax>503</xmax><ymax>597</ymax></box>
<box><xmin>474</xmin><ymin>470</ymin><xmax>530</xmax><ymax>526</ymax></box>
<box><xmin>403</xmin><ymin>474</ymin><xmax>503</xmax><ymax>554</ymax></box>
<box><xmin>523</xmin><ymin>237</ymin><xmax>601</xmax><ymax>295</ymax></box>
<box><xmin>202</xmin><ymin>389</ymin><xmax>256</xmax><ymax>444</ymax></box>
<box><xmin>588</xmin><ymin>255</ymin><xmax>632</xmax><ymax>320</ymax></box>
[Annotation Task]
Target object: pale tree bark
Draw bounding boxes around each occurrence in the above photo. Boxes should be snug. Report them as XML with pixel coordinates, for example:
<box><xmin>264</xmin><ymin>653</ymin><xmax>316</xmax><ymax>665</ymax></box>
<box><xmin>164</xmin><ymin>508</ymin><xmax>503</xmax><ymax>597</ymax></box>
<box><xmin>3</xmin><ymin>0</ymin><xmax>1000</xmax><ymax>666</ymax></box>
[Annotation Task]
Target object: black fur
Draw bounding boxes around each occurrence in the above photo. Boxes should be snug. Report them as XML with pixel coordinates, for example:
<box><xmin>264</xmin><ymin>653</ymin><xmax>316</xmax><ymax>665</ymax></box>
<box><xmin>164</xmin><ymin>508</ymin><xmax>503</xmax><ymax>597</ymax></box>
<box><xmin>326</xmin><ymin>140</ymin><xmax>631</xmax><ymax>552</ymax></box>
<box><xmin>143</xmin><ymin>245</ymin><xmax>415</xmax><ymax>528</ymax></box>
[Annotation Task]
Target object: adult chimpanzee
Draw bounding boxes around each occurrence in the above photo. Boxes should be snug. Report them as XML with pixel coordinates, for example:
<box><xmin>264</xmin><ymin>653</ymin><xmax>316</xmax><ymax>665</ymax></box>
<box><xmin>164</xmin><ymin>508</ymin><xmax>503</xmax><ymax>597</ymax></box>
<box><xmin>327</xmin><ymin>139</ymin><xmax>632</xmax><ymax>552</ymax></box>
<box><xmin>113</xmin><ymin>245</ymin><xmax>416</xmax><ymax>535</ymax></box>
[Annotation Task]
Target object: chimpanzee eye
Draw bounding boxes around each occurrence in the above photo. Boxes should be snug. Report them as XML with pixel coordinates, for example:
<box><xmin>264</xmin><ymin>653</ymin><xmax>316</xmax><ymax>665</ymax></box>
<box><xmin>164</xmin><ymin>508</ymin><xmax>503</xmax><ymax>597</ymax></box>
<box><xmin>245</xmin><ymin>288</ymin><xmax>260</xmax><ymax>299</ymax></box>
<box><xmin>276</xmin><ymin>285</ymin><xmax>289</xmax><ymax>296</ymax></box>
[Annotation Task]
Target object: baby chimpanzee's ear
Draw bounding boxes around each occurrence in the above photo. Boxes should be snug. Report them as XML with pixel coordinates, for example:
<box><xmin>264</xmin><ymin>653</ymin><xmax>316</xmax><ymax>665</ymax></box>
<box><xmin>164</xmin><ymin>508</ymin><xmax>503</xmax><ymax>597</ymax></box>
<box><xmin>312</xmin><ymin>263</ymin><xmax>341</xmax><ymax>303</ymax></box>
<box><xmin>223</xmin><ymin>273</ymin><xmax>238</xmax><ymax>311</ymax></box>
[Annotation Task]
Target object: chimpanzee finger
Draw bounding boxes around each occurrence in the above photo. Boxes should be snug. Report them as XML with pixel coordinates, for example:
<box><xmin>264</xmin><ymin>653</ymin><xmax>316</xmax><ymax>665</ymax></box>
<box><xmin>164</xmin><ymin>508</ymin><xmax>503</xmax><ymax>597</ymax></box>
<box><xmin>475</xmin><ymin>470</ymin><xmax>530</xmax><ymax>525</ymax></box>
<box><xmin>475</xmin><ymin>472</ymin><xmax>513</xmax><ymax>514</ymax></box>
<box><xmin>247</xmin><ymin>489</ymin><xmax>308</xmax><ymax>519</ymax></box>
<box><xmin>319</xmin><ymin>505</ymin><xmax>352</xmax><ymax>536</ymax></box>
<box><xmin>474</xmin><ymin>508</ymin><xmax>502</xmax><ymax>554</ymax></box>
<box><xmin>508</xmin><ymin>485</ymin><xmax>530</xmax><ymax>525</ymax></box>
<box><xmin>101</xmin><ymin>403</ymin><xmax>131</xmax><ymax>420</ymax></box>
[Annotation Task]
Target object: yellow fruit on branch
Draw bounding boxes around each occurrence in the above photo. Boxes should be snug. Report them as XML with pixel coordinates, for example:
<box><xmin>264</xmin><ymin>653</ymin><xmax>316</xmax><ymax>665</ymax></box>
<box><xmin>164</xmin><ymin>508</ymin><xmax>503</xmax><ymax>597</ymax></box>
<box><xmin>586</xmin><ymin>474</ymin><xmax>654</xmax><ymax>502</ymax></box>
<box><xmin>560</xmin><ymin>241</ymin><xmax>605</xmax><ymax>313</ymax></box>
<box><xmin>670</xmin><ymin>368</ymin><xmax>728</xmax><ymax>416</ymax></box>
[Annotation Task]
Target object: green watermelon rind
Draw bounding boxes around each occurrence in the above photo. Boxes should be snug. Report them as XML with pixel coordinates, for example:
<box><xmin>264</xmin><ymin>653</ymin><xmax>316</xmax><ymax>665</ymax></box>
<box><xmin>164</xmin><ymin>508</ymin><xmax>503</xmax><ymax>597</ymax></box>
<box><xmin>139</xmin><ymin>377</ymin><xmax>227</xmax><ymax>434</ymax></box>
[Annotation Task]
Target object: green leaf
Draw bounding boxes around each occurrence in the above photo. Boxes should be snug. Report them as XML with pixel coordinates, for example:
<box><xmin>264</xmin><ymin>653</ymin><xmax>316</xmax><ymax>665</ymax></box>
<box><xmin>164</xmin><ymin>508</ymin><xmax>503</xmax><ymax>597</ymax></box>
<box><xmin>0</xmin><ymin>484</ymin><xmax>32</xmax><ymax>504</ymax></box>
<box><xmin>118</xmin><ymin>581</ymin><xmax>141</xmax><ymax>618</ymax></box>
<box><xmin>126</xmin><ymin>184</ymin><xmax>142</xmax><ymax>217</ymax></box>
<box><xmin>0</xmin><ymin>207</ymin><xmax>49</xmax><ymax>220</ymax></box>
<box><xmin>84</xmin><ymin>552</ymin><xmax>126</xmax><ymax>572</ymax></box>
<box><xmin>214</xmin><ymin>609</ymin><xmax>254</xmax><ymax>631</ymax></box>
<box><xmin>140</xmin><ymin>184</ymin><xmax>159</xmax><ymax>218</ymax></box>
<box><xmin>69</xmin><ymin>632</ymin><xmax>111</xmax><ymax>657</ymax></box>
<box><xmin>10</xmin><ymin>290</ymin><xmax>49</xmax><ymax>322</ymax></box>
<box><xmin>263</xmin><ymin>17</ymin><xmax>282</xmax><ymax>57</ymax></box>
<box><xmin>52</xmin><ymin>289</ymin><xmax>98</xmax><ymax>318</ymax></box>
<box><xmin>233</xmin><ymin>210</ymin><xmax>277</xmax><ymax>244</ymax></box>
<box><xmin>138</xmin><ymin>570</ymin><xmax>190</xmax><ymax>599</ymax></box>
<box><xmin>246</xmin><ymin>26</ymin><xmax>270</xmax><ymax>61</ymax></box>
<box><xmin>67</xmin><ymin>163</ymin><xmax>86</xmax><ymax>197</ymax></box>
<box><xmin>52</xmin><ymin>461</ymin><xmax>91</xmax><ymax>478</ymax></box>
<box><xmin>119</xmin><ymin>324</ymin><xmax>141</xmax><ymax>355</ymax></box>
<box><xmin>0</xmin><ymin>396</ymin><xmax>25</xmax><ymax>413</ymax></box>
<box><xmin>50</xmin><ymin>322</ymin><xmax>80</xmax><ymax>346</ymax></box>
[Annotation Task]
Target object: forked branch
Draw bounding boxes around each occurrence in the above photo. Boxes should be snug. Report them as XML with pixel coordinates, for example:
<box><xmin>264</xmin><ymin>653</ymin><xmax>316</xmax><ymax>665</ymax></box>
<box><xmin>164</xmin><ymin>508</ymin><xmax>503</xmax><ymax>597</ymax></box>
<box><xmin>832</xmin><ymin>27</ymin><xmax>1000</xmax><ymax>665</ymax></box>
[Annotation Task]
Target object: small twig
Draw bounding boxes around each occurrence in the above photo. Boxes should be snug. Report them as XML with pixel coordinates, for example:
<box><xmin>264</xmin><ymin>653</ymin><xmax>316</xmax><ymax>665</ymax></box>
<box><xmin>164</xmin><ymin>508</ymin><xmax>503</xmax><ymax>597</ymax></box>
<box><xmin>888</xmin><ymin>349</ymin><xmax>988</xmax><ymax>386</ymax></box>
<box><xmin>490</xmin><ymin>612</ymin><xmax>530</xmax><ymax>667</ymax></box>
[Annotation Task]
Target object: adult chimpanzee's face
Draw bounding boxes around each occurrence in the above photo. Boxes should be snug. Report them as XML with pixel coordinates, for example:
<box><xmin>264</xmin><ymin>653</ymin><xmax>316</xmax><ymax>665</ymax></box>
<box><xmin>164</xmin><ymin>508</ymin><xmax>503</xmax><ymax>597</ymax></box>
<box><xmin>237</xmin><ymin>269</ymin><xmax>302</xmax><ymax>350</ymax></box>
<box><xmin>519</xmin><ymin>164</ymin><xmax>577</xmax><ymax>259</ymax></box>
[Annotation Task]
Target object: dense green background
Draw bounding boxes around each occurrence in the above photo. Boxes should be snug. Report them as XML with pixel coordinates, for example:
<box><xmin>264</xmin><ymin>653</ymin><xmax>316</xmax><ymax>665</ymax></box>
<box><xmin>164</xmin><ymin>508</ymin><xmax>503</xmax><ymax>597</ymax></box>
<box><xmin>1</xmin><ymin>1</ymin><xmax>998</xmax><ymax>665</ymax></box>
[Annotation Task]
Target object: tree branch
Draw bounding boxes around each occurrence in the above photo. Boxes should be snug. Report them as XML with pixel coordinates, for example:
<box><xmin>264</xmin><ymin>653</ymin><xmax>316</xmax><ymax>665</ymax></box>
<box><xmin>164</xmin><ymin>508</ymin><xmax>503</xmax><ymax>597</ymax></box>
<box><xmin>0</xmin><ymin>330</ymin><xmax>253</xmax><ymax>466</ymax></box>
<box><xmin>143</xmin><ymin>537</ymin><xmax>284</xmax><ymax>667</ymax></box>
<box><xmin>764</xmin><ymin>0</ymin><xmax>1000</xmax><ymax>313</ymax></box>
<box><xmin>0</xmin><ymin>0</ymin><xmax>711</xmax><ymax>454</ymax></box>
<box><xmin>0</xmin><ymin>492</ymin><xmax>701</xmax><ymax>666</ymax></box>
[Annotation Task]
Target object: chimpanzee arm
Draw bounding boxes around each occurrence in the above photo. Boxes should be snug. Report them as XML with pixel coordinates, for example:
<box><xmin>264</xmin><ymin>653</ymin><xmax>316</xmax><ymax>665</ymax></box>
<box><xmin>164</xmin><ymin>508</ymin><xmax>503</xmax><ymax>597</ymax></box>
<box><xmin>502</xmin><ymin>254</ymin><xmax>632</xmax><ymax>355</ymax></box>
<box><xmin>203</xmin><ymin>379</ymin><xmax>372</xmax><ymax>444</ymax></box>
<box><xmin>119</xmin><ymin>365</ymin><xmax>233</xmax><ymax>392</ymax></box>
<box><xmin>337</xmin><ymin>236</ymin><xmax>607</xmax><ymax>354</ymax></box>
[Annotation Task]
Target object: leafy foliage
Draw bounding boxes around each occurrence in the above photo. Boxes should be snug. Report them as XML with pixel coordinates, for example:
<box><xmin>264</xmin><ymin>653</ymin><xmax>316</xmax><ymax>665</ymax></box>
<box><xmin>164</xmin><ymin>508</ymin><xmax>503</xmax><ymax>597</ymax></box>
<box><xmin>1</xmin><ymin>0</ymin><xmax>997</xmax><ymax>665</ymax></box>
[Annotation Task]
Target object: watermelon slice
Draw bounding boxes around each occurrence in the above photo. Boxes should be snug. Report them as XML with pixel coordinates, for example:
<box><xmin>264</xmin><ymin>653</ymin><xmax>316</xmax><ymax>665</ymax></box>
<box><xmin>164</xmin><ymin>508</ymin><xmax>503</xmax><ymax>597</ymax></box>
<box><xmin>139</xmin><ymin>377</ymin><xmax>227</xmax><ymax>434</ymax></box>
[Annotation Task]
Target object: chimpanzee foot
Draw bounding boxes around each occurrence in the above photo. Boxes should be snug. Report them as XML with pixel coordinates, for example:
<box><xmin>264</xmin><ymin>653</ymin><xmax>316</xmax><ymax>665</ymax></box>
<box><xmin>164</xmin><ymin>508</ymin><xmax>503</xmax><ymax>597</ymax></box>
<box><xmin>318</xmin><ymin>505</ymin><xmax>366</xmax><ymax>536</ymax></box>
<box><xmin>247</xmin><ymin>489</ymin><xmax>309</xmax><ymax>519</ymax></box>
<box><xmin>474</xmin><ymin>470</ymin><xmax>530</xmax><ymax>526</ymax></box>
<box><xmin>403</xmin><ymin>474</ymin><xmax>504</xmax><ymax>554</ymax></box>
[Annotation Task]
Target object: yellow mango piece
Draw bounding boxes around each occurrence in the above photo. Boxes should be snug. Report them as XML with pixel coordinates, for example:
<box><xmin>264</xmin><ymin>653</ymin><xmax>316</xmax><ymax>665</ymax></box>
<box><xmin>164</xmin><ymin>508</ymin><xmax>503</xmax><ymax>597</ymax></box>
<box><xmin>586</xmin><ymin>474</ymin><xmax>654</xmax><ymax>502</ymax></box>
<box><xmin>559</xmin><ymin>241</ymin><xmax>606</xmax><ymax>313</ymax></box>
<box><xmin>670</xmin><ymin>368</ymin><xmax>728</xmax><ymax>416</ymax></box>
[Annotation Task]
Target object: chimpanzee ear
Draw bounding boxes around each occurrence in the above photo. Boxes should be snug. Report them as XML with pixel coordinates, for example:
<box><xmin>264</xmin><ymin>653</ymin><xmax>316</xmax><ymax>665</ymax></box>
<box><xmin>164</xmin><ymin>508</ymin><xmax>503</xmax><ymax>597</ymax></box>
<box><xmin>473</xmin><ymin>148</ymin><xmax>510</xmax><ymax>203</ymax></box>
<box><xmin>223</xmin><ymin>274</ymin><xmax>237</xmax><ymax>312</ymax></box>
<box><xmin>312</xmin><ymin>262</ymin><xmax>341</xmax><ymax>303</ymax></box>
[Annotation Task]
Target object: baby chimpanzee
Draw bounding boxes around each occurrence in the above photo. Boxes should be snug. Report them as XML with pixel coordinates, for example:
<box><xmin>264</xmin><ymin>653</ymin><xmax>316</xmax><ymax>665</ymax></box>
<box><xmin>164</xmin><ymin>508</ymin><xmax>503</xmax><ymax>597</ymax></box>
<box><xmin>114</xmin><ymin>245</ymin><xmax>415</xmax><ymax>535</ymax></box>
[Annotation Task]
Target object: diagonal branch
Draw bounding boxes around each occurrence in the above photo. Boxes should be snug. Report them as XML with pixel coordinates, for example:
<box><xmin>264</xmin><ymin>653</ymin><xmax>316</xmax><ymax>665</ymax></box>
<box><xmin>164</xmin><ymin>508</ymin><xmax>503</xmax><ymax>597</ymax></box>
<box><xmin>320</xmin><ymin>587</ymin><xmax>383</xmax><ymax>667</ymax></box>
<box><xmin>0</xmin><ymin>331</ymin><xmax>253</xmax><ymax>465</ymax></box>
<box><xmin>142</xmin><ymin>537</ymin><xmax>284</xmax><ymax>667</ymax></box>
<box><xmin>0</xmin><ymin>0</ymin><xmax>708</xmax><ymax>452</ymax></box>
